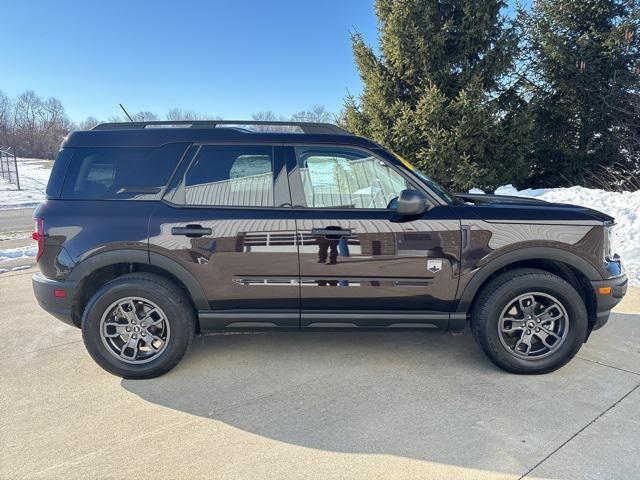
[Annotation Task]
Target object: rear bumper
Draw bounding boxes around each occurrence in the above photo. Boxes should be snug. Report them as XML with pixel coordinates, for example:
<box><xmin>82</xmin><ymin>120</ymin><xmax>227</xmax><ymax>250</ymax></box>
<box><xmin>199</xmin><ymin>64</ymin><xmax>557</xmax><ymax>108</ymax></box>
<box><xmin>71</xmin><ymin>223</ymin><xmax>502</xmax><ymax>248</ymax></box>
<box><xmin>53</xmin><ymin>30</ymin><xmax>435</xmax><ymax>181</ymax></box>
<box><xmin>32</xmin><ymin>273</ymin><xmax>79</xmax><ymax>327</ymax></box>
<box><xmin>590</xmin><ymin>274</ymin><xmax>628</xmax><ymax>330</ymax></box>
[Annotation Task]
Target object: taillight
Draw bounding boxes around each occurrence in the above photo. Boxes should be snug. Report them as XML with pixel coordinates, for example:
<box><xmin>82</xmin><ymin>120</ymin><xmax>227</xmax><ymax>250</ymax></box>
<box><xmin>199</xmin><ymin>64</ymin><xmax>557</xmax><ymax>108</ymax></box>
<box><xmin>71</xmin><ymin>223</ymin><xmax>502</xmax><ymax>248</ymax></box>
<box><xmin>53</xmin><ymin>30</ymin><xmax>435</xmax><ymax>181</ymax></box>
<box><xmin>33</xmin><ymin>217</ymin><xmax>44</xmax><ymax>261</ymax></box>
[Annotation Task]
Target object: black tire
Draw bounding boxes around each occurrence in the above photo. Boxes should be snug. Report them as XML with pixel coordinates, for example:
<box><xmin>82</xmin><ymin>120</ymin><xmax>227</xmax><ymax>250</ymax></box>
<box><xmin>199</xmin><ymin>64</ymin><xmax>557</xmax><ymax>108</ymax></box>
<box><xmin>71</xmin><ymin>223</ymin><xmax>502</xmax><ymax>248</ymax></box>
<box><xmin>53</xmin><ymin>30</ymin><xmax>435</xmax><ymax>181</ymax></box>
<box><xmin>471</xmin><ymin>268</ymin><xmax>588</xmax><ymax>374</ymax></box>
<box><xmin>81</xmin><ymin>273</ymin><xmax>195</xmax><ymax>379</ymax></box>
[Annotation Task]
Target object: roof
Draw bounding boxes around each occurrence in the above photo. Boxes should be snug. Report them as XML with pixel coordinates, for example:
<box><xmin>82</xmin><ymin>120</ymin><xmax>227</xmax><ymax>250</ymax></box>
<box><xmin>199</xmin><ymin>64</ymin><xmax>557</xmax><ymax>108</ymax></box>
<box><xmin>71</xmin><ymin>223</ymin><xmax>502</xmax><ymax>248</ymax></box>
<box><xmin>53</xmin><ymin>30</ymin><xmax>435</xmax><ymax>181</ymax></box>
<box><xmin>92</xmin><ymin>120</ymin><xmax>350</xmax><ymax>135</ymax></box>
<box><xmin>62</xmin><ymin>121</ymin><xmax>382</xmax><ymax>149</ymax></box>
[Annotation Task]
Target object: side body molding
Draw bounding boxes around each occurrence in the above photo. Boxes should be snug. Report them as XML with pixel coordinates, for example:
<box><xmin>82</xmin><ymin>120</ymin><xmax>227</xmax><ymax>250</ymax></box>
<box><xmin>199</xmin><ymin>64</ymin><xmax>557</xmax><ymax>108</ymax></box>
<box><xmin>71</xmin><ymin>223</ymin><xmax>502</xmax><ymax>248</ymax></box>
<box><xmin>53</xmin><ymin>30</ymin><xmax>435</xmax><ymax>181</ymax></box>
<box><xmin>455</xmin><ymin>246</ymin><xmax>603</xmax><ymax>313</ymax></box>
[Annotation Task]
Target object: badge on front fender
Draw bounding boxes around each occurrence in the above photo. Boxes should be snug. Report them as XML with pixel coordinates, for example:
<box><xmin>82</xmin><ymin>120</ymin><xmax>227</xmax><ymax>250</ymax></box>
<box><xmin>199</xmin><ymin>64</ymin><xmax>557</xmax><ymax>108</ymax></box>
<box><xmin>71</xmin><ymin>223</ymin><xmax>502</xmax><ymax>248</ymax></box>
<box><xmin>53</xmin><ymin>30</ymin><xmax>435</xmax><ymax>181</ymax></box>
<box><xmin>427</xmin><ymin>259</ymin><xmax>442</xmax><ymax>273</ymax></box>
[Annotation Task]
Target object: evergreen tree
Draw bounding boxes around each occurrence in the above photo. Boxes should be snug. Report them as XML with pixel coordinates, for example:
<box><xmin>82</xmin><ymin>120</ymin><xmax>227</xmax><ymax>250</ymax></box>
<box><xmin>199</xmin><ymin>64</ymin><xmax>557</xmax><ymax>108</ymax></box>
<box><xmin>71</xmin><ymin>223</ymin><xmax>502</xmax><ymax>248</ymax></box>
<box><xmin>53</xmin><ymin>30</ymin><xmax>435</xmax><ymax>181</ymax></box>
<box><xmin>520</xmin><ymin>0</ymin><xmax>639</xmax><ymax>187</ymax></box>
<box><xmin>343</xmin><ymin>0</ymin><xmax>529</xmax><ymax>191</ymax></box>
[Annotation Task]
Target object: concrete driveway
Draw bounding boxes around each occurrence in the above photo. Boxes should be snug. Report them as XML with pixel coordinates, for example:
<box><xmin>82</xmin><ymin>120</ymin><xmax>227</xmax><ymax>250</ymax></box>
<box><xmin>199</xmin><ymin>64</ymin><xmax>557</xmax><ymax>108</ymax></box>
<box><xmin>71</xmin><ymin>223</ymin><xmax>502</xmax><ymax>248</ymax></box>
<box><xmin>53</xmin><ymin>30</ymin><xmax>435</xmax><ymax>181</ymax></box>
<box><xmin>1</xmin><ymin>269</ymin><xmax>638</xmax><ymax>480</ymax></box>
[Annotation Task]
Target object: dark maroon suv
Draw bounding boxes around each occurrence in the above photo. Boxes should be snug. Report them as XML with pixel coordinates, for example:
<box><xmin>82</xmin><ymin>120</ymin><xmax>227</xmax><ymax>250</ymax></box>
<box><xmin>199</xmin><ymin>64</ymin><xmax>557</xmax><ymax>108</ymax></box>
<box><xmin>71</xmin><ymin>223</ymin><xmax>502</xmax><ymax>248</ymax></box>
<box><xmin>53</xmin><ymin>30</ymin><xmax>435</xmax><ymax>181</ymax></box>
<box><xmin>32</xmin><ymin>120</ymin><xmax>627</xmax><ymax>378</ymax></box>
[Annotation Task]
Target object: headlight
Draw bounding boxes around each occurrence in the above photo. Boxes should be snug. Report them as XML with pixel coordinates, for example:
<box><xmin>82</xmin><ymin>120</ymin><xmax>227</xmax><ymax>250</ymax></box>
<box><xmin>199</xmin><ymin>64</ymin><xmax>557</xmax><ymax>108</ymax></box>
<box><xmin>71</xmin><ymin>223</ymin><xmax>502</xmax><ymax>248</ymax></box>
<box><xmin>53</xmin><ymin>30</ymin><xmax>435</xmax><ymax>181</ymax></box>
<box><xmin>604</xmin><ymin>224</ymin><xmax>617</xmax><ymax>260</ymax></box>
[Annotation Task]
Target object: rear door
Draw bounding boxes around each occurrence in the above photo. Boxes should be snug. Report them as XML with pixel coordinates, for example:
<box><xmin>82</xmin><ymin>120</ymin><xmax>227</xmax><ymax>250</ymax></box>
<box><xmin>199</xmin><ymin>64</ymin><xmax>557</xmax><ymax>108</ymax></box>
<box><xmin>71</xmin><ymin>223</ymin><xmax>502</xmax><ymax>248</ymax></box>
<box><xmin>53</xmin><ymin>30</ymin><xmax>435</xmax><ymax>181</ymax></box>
<box><xmin>148</xmin><ymin>143</ymin><xmax>300</xmax><ymax>329</ymax></box>
<box><xmin>285</xmin><ymin>145</ymin><xmax>461</xmax><ymax>329</ymax></box>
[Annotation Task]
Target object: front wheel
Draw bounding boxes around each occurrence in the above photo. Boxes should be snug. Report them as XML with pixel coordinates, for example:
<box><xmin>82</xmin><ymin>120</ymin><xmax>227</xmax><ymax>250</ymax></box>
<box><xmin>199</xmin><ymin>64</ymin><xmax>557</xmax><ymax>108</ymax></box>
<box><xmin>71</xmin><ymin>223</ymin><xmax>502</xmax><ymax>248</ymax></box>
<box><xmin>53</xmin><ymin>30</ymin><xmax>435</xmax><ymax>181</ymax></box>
<box><xmin>471</xmin><ymin>269</ymin><xmax>588</xmax><ymax>374</ymax></box>
<box><xmin>81</xmin><ymin>273</ymin><xmax>195</xmax><ymax>379</ymax></box>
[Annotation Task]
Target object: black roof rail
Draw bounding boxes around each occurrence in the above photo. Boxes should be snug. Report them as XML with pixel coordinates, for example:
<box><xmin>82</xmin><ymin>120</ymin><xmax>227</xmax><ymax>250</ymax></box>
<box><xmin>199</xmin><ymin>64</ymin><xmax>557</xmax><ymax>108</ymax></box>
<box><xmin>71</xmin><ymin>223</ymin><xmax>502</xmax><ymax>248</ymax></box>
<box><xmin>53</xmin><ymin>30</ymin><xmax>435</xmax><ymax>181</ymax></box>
<box><xmin>92</xmin><ymin>120</ymin><xmax>351</xmax><ymax>135</ymax></box>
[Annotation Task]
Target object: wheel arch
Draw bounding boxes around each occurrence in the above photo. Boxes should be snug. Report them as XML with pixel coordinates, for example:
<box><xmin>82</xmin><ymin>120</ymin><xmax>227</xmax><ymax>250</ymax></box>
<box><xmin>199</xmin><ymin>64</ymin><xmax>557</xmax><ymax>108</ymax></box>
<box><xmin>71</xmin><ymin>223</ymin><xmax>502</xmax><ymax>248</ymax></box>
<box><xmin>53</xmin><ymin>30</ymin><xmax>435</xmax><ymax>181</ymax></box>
<box><xmin>68</xmin><ymin>249</ymin><xmax>208</xmax><ymax>326</ymax></box>
<box><xmin>457</xmin><ymin>247</ymin><xmax>599</xmax><ymax>326</ymax></box>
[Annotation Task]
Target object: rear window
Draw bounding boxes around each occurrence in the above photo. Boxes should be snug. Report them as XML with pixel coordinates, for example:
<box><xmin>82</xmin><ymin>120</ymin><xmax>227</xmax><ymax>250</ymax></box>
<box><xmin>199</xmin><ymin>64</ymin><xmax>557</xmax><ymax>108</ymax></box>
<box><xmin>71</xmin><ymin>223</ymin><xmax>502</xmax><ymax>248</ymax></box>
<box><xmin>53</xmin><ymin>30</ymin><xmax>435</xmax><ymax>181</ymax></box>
<box><xmin>183</xmin><ymin>145</ymin><xmax>274</xmax><ymax>207</ymax></box>
<box><xmin>60</xmin><ymin>143</ymin><xmax>188</xmax><ymax>200</ymax></box>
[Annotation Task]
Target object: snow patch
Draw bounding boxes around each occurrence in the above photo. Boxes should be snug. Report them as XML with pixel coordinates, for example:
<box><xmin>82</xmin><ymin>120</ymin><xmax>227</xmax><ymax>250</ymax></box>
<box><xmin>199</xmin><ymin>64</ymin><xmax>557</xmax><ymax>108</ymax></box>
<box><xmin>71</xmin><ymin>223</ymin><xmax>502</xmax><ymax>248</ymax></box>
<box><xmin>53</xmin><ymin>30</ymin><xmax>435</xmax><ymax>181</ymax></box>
<box><xmin>0</xmin><ymin>245</ymin><xmax>37</xmax><ymax>262</ymax></box>
<box><xmin>0</xmin><ymin>231</ymin><xmax>31</xmax><ymax>241</ymax></box>
<box><xmin>476</xmin><ymin>185</ymin><xmax>640</xmax><ymax>286</ymax></box>
<box><xmin>0</xmin><ymin>265</ymin><xmax>32</xmax><ymax>274</ymax></box>
<box><xmin>0</xmin><ymin>158</ymin><xmax>52</xmax><ymax>209</ymax></box>
<box><xmin>10</xmin><ymin>265</ymin><xmax>31</xmax><ymax>271</ymax></box>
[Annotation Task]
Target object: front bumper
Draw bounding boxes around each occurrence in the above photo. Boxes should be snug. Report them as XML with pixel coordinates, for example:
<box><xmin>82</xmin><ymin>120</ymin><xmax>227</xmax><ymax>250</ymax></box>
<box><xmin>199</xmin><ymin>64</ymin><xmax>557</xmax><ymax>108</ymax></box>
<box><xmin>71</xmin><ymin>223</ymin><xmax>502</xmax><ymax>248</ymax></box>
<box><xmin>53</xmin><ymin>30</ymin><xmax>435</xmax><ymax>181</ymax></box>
<box><xmin>590</xmin><ymin>273</ymin><xmax>628</xmax><ymax>330</ymax></box>
<box><xmin>32</xmin><ymin>273</ymin><xmax>79</xmax><ymax>327</ymax></box>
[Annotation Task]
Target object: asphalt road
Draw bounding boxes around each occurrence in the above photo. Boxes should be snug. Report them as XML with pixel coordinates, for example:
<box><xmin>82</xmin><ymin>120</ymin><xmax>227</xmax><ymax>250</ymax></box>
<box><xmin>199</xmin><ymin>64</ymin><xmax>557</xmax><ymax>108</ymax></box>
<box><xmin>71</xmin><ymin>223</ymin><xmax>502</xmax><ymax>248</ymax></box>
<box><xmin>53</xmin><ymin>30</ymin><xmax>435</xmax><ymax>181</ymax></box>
<box><xmin>0</xmin><ymin>208</ymin><xmax>34</xmax><ymax>233</ymax></box>
<box><xmin>1</xmin><ymin>269</ymin><xmax>638</xmax><ymax>480</ymax></box>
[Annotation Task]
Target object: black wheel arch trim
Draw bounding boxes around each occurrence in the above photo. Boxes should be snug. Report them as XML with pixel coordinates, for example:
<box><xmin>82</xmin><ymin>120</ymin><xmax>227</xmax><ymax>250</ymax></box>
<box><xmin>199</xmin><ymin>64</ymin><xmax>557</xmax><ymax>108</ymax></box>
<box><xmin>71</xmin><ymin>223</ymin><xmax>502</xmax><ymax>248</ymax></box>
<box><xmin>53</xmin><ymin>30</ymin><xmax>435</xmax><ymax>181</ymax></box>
<box><xmin>456</xmin><ymin>247</ymin><xmax>603</xmax><ymax>313</ymax></box>
<box><xmin>149</xmin><ymin>252</ymin><xmax>209</xmax><ymax>309</ymax></box>
<box><xmin>66</xmin><ymin>249</ymin><xmax>209</xmax><ymax>310</ymax></box>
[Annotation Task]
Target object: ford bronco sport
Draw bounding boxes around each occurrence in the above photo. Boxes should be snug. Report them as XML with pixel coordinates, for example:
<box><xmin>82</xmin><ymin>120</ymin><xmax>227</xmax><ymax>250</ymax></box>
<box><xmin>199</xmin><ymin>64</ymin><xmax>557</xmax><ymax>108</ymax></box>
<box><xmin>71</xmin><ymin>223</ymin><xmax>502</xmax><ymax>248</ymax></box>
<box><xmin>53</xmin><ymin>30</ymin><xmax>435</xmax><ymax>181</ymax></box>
<box><xmin>32</xmin><ymin>120</ymin><xmax>628</xmax><ymax>378</ymax></box>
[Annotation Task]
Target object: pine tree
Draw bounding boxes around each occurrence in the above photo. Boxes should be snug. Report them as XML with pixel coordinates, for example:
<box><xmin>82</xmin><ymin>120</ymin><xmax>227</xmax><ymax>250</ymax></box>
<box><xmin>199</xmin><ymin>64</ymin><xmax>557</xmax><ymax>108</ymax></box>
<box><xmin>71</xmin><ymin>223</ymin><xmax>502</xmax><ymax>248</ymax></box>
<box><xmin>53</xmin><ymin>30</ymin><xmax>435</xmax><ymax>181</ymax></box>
<box><xmin>343</xmin><ymin>0</ymin><xmax>529</xmax><ymax>191</ymax></box>
<box><xmin>520</xmin><ymin>0</ymin><xmax>639</xmax><ymax>187</ymax></box>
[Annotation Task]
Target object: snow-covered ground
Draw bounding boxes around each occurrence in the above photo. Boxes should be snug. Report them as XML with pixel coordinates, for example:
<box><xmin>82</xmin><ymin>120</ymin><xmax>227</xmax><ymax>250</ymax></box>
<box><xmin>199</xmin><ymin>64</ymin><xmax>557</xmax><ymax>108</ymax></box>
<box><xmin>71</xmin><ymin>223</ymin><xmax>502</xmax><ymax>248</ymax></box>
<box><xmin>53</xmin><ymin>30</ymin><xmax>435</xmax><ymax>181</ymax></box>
<box><xmin>0</xmin><ymin>244</ymin><xmax>37</xmax><ymax>262</ymax></box>
<box><xmin>471</xmin><ymin>185</ymin><xmax>640</xmax><ymax>286</ymax></box>
<box><xmin>0</xmin><ymin>158</ymin><xmax>52</xmax><ymax>209</ymax></box>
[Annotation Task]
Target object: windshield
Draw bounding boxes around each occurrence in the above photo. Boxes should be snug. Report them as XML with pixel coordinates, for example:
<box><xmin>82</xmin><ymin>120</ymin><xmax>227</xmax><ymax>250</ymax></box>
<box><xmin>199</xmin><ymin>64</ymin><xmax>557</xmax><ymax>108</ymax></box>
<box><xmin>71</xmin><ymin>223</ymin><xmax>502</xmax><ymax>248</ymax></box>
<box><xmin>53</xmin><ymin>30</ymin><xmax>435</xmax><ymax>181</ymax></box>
<box><xmin>392</xmin><ymin>153</ymin><xmax>459</xmax><ymax>204</ymax></box>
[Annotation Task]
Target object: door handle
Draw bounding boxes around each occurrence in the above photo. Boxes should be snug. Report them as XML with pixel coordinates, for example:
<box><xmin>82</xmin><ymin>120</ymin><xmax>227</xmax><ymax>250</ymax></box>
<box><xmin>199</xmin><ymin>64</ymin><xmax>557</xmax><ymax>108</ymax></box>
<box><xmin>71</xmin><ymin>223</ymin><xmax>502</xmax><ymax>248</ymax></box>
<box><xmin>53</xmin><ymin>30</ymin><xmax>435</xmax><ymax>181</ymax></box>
<box><xmin>311</xmin><ymin>227</ymin><xmax>352</xmax><ymax>238</ymax></box>
<box><xmin>461</xmin><ymin>225</ymin><xmax>470</xmax><ymax>251</ymax></box>
<box><xmin>171</xmin><ymin>225</ymin><xmax>212</xmax><ymax>238</ymax></box>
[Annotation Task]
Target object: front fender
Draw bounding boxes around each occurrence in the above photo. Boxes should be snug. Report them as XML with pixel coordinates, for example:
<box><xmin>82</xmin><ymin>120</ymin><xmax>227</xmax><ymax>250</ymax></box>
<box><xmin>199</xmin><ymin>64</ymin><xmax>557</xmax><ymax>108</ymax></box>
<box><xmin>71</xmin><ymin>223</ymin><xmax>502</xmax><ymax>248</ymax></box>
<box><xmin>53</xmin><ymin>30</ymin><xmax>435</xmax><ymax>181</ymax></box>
<box><xmin>455</xmin><ymin>246</ymin><xmax>603</xmax><ymax>313</ymax></box>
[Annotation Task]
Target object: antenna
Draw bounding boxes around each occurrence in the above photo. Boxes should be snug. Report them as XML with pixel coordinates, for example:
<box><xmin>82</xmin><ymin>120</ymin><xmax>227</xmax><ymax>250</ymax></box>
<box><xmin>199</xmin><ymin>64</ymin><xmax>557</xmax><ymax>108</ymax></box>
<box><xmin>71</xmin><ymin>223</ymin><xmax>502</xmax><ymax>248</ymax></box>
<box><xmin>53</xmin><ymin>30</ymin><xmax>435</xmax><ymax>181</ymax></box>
<box><xmin>119</xmin><ymin>104</ymin><xmax>134</xmax><ymax>122</ymax></box>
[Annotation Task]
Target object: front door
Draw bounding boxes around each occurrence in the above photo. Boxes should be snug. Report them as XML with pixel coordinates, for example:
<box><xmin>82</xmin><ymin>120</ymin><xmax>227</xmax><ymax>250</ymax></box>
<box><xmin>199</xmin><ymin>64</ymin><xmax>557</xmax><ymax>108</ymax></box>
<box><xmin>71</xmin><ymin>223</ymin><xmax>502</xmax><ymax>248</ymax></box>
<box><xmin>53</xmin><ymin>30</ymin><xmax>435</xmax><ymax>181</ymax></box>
<box><xmin>148</xmin><ymin>143</ymin><xmax>299</xmax><ymax>329</ymax></box>
<box><xmin>285</xmin><ymin>145</ymin><xmax>461</xmax><ymax>329</ymax></box>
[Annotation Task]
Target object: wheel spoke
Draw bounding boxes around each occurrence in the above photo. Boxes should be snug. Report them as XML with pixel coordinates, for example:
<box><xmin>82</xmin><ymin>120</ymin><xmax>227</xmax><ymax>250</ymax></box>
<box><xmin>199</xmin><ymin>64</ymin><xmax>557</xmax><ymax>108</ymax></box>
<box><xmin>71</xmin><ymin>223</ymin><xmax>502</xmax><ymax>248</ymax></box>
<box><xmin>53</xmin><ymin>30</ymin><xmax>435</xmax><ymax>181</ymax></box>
<box><xmin>518</xmin><ymin>295</ymin><xmax>536</xmax><ymax>316</ymax></box>
<box><xmin>501</xmin><ymin>316</ymin><xmax>525</xmax><ymax>333</ymax></box>
<box><xmin>103</xmin><ymin>322</ymin><xmax>130</xmax><ymax>338</ymax></box>
<box><xmin>536</xmin><ymin>326</ymin><xmax>562</xmax><ymax>349</ymax></box>
<box><xmin>536</xmin><ymin>303</ymin><xmax>563</xmax><ymax>323</ymax></box>
<box><xmin>514</xmin><ymin>331</ymin><xmax>533</xmax><ymax>355</ymax></box>
<box><xmin>140</xmin><ymin>308</ymin><xmax>163</xmax><ymax>327</ymax></box>
<box><xmin>120</xmin><ymin>335</ymin><xmax>140</xmax><ymax>360</ymax></box>
<box><xmin>118</xmin><ymin>300</ymin><xmax>139</xmax><ymax>323</ymax></box>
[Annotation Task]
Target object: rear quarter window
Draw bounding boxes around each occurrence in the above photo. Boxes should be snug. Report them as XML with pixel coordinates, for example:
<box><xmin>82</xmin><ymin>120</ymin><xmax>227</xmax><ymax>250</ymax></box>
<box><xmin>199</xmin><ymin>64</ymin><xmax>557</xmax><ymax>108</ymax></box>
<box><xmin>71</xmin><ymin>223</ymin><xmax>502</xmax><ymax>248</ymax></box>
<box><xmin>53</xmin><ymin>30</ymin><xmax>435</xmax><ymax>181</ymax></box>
<box><xmin>46</xmin><ymin>149</ymin><xmax>74</xmax><ymax>199</ymax></box>
<box><xmin>60</xmin><ymin>143</ymin><xmax>188</xmax><ymax>200</ymax></box>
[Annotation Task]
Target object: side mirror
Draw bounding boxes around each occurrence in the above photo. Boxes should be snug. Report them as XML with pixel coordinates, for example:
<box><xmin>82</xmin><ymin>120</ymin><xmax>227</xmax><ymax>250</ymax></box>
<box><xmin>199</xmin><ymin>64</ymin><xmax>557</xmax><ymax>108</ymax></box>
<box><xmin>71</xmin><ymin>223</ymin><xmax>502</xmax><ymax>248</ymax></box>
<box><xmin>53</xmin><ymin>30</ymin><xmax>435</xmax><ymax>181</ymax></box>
<box><xmin>396</xmin><ymin>189</ymin><xmax>428</xmax><ymax>216</ymax></box>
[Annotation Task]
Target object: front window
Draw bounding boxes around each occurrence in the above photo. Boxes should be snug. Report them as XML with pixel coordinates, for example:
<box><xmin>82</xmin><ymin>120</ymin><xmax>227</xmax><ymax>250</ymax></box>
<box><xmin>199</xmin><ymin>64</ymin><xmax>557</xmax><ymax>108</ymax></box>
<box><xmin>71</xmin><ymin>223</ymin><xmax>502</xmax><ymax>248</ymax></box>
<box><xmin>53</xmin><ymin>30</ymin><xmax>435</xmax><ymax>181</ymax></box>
<box><xmin>295</xmin><ymin>146</ymin><xmax>410</xmax><ymax>209</ymax></box>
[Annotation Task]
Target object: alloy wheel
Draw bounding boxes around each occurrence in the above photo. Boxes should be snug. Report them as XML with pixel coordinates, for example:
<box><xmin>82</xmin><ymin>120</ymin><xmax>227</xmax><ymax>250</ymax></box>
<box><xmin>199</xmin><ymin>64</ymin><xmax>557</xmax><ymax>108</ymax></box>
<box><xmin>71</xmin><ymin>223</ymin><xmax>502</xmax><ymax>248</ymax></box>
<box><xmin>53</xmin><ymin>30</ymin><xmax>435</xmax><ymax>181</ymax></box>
<box><xmin>99</xmin><ymin>297</ymin><xmax>170</xmax><ymax>364</ymax></box>
<box><xmin>497</xmin><ymin>292</ymin><xmax>569</xmax><ymax>359</ymax></box>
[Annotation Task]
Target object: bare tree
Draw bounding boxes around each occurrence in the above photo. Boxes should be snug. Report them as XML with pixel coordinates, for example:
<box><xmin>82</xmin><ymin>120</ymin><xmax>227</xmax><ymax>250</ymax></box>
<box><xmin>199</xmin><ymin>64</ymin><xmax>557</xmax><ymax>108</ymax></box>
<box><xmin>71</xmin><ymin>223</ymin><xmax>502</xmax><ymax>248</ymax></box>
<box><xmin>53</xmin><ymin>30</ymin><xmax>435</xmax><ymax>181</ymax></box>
<box><xmin>0</xmin><ymin>90</ymin><xmax>11</xmax><ymax>146</ymax></box>
<box><xmin>77</xmin><ymin>116</ymin><xmax>101</xmax><ymax>131</ymax></box>
<box><xmin>2</xmin><ymin>90</ymin><xmax>72</xmax><ymax>158</ymax></box>
<box><xmin>252</xmin><ymin>110</ymin><xmax>283</xmax><ymax>122</ymax></box>
<box><xmin>165</xmin><ymin>108</ymin><xmax>213</xmax><ymax>121</ymax></box>
<box><xmin>291</xmin><ymin>105</ymin><xmax>332</xmax><ymax>123</ymax></box>
<box><xmin>250</xmin><ymin>110</ymin><xmax>293</xmax><ymax>131</ymax></box>
<box><xmin>130</xmin><ymin>111</ymin><xmax>159</xmax><ymax>122</ymax></box>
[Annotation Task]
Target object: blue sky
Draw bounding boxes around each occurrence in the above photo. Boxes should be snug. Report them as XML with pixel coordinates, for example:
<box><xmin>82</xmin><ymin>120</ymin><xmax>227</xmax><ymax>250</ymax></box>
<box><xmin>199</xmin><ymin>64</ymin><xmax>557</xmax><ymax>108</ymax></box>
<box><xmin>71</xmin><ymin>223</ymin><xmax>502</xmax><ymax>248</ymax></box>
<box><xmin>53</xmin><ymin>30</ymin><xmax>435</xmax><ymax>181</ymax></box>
<box><xmin>2</xmin><ymin>0</ymin><xmax>521</xmax><ymax>123</ymax></box>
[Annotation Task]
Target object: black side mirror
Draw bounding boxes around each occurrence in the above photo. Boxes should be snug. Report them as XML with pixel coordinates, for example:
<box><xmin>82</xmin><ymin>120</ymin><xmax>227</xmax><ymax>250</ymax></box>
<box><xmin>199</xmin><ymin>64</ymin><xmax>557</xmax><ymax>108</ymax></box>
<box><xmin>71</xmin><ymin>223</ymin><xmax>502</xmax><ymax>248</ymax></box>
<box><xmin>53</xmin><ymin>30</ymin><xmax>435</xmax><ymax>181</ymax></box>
<box><xmin>396</xmin><ymin>189</ymin><xmax>428</xmax><ymax>216</ymax></box>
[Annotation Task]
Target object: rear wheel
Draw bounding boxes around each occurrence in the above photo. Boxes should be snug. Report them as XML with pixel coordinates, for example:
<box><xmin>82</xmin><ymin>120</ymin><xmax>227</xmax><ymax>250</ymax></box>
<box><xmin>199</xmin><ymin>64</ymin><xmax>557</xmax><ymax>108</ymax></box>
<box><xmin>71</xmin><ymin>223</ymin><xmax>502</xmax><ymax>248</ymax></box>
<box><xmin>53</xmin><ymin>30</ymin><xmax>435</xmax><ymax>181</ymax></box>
<box><xmin>81</xmin><ymin>273</ymin><xmax>195</xmax><ymax>379</ymax></box>
<box><xmin>471</xmin><ymin>269</ymin><xmax>588</xmax><ymax>374</ymax></box>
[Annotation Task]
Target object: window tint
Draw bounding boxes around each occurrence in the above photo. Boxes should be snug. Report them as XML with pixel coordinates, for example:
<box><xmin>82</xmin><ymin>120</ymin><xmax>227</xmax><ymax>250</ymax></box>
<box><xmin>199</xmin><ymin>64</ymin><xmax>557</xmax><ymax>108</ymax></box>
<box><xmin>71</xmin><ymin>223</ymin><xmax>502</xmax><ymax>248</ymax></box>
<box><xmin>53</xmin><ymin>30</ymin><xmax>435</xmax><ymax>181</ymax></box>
<box><xmin>184</xmin><ymin>145</ymin><xmax>274</xmax><ymax>207</ymax></box>
<box><xmin>61</xmin><ymin>143</ymin><xmax>188</xmax><ymax>200</ymax></box>
<box><xmin>295</xmin><ymin>147</ymin><xmax>409</xmax><ymax>209</ymax></box>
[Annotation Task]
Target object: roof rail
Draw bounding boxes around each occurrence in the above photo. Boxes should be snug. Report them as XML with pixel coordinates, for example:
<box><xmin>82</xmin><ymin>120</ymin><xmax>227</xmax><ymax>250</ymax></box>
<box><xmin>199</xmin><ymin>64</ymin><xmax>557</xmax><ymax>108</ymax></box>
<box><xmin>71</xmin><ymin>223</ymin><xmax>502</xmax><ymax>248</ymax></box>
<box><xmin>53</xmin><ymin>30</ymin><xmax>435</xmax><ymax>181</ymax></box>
<box><xmin>92</xmin><ymin>120</ymin><xmax>351</xmax><ymax>135</ymax></box>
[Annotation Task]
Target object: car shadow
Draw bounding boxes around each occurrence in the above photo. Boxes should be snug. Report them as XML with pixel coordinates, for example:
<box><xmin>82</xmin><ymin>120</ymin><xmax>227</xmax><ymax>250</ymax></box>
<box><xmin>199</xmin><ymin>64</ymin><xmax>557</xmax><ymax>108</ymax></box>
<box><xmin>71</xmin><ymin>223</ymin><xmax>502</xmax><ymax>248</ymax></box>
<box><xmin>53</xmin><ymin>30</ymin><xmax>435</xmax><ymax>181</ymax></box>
<box><xmin>120</xmin><ymin>327</ymin><xmax>630</xmax><ymax>474</ymax></box>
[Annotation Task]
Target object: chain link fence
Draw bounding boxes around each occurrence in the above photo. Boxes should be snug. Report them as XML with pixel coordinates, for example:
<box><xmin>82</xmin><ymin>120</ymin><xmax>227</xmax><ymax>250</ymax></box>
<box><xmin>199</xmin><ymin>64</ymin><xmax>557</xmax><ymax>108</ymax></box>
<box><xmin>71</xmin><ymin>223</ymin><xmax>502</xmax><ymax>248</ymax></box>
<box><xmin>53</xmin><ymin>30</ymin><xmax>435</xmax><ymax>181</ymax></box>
<box><xmin>0</xmin><ymin>147</ymin><xmax>20</xmax><ymax>190</ymax></box>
